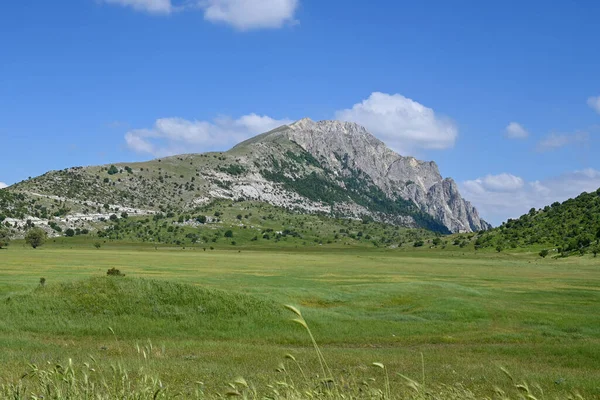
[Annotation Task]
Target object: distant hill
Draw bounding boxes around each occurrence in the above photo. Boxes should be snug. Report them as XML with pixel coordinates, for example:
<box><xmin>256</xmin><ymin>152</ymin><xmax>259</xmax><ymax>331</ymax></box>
<box><xmin>0</xmin><ymin>119</ymin><xmax>490</xmax><ymax>237</ymax></box>
<box><xmin>475</xmin><ymin>189</ymin><xmax>600</xmax><ymax>255</ymax></box>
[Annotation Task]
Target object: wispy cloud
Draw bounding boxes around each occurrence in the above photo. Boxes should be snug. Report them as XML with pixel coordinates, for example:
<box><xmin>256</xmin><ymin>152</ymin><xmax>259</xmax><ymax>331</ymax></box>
<box><xmin>101</xmin><ymin>0</ymin><xmax>173</xmax><ymax>14</ymax></box>
<box><xmin>461</xmin><ymin>169</ymin><xmax>600</xmax><ymax>226</ymax></box>
<box><xmin>125</xmin><ymin>114</ymin><xmax>293</xmax><ymax>156</ymax></box>
<box><xmin>588</xmin><ymin>96</ymin><xmax>600</xmax><ymax>114</ymax></box>
<box><xmin>504</xmin><ymin>122</ymin><xmax>528</xmax><ymax>139</ymax></box>
<box><xmin>335</xmin><ymin>92</ymin><xmax>458</xmax><ymax>155</ymax></box>
<box><xmin>0</xmin><ymin>182</ymin><xmax>8</xmax><ymax>189</ymax></box>
<box><xmin>536</xmin><ymin>132</ymin><xmax>588</xmax><ymax>152</ymax></box>
<box><xmin>101</xmin><ymin>0</ymin><xmax>300</xmax><ymax>30</ymax></box>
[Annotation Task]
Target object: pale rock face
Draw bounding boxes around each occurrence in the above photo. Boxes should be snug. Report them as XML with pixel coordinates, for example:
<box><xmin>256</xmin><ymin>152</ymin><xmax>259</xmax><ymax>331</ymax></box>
<box><xmin>269</xmin><ymin>118</ymin><xmax>490</xmax><ymax>232</ymax></box>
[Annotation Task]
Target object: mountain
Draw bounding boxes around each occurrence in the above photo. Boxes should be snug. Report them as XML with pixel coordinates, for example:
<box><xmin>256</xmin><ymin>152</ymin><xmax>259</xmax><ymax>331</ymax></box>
<box><xmin>474</xmin><ymin>188</ymin><xmax>600</xmax><ymax>255</ymax></box>
<box><xmin>0</xmin><ymin>119</ymin><xmax>489</xmax><ymax>234</ymax></box>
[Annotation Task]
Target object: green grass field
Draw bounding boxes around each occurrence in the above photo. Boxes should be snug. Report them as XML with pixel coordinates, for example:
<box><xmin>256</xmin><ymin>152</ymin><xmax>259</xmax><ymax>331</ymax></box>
<box><xmin>1</xmin><ymin>242</ymin><xmax>599</xmax><ymax>398</ymax></box>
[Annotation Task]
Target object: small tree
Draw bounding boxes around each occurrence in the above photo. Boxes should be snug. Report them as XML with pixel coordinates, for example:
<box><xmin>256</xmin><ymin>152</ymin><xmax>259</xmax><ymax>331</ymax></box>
<box><xmin>65</xmin><ymin>228</ymin><xmax>75</xmax><ymax>237</ymax></box>
<box><xmin>224</xmin><ymin>230</ymin><xmax>234</xmax><ymax>238</ymax></box>
<box><xmin>496</xmin><ymin>245</ymin><xmax>503</xmax><ymax>253</ymax></box>
<box><xmin>107</xmin><ymin>165</ymin><xmax>119</xmax><ymax>175</ymax></box>
<box><xmin>39</xmin><ymin>277</ymin><xmax>46</xmax><ymax>287</ymax></box>
<box><xmin>539</xmin><ymin>249</ymin><xmax>549</xmax><ymax>258</ymax></box>
<box><xmin>0</xmin><ymin>229</ymin><xmax>9</xmax><ymax>249</ymax></box>
<box><xmin>94</xmin><ymin>242</ymin><xmax>102</xmax><ymax>249</ymax></box>
<box><xmin>25</xmin><ymin>228</ymin><xmax>47</xmax><ymax>249</ymax></box>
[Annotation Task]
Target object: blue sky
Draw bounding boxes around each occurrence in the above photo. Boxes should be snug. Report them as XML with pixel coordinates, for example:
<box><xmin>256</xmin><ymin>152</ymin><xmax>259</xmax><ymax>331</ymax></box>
<box><xmin>1</xmin><ymin>0</ymin><xmax>599</xmax><ymax>225</ymax></box>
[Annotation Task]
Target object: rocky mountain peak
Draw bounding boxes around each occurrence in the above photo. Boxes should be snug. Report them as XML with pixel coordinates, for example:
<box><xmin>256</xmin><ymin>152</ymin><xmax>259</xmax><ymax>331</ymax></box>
<box><xmin>271</xmin><ymin>119</ymin><xmax>489</xmax><ymax>232</ymax></box>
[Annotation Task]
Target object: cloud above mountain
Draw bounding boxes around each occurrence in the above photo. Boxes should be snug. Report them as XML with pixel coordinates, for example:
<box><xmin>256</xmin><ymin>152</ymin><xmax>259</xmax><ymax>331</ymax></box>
<box><xmin>335</xmin><ymin>92</ymin><xmax>458</xmax><ymax>155</ymax></box>
<box><xmin>0</xmin><ymin>182</ymin><xmax>7</xmax><ymax>189</ymax></box>
<box><xmin>125</xmin><ymin>114</ymin><xmax>293</xmax><ymax>156</ymax></box>
<box><xmin>461</xmin><ymin>169</ymin><xmax>600</xmax><ymax>226</ymax></box>
<box><xmin>102</xmin><ymin>0</ymin><xmax>300</xmax><ymax>30</ymax></box>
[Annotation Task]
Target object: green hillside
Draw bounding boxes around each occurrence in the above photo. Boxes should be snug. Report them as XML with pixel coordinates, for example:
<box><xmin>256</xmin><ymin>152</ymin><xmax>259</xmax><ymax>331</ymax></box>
<box><xmin>475</xmin><ymin>188</ymin><xmax>600</xmax><ymax>256</ymax></box>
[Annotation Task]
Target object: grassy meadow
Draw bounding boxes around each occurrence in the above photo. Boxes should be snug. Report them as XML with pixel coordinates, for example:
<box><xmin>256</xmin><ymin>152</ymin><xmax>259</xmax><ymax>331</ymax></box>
<box><xmin>0</xmin><ymin>241</ymin><xmax>599</xmax><ymax>398</ymax></box>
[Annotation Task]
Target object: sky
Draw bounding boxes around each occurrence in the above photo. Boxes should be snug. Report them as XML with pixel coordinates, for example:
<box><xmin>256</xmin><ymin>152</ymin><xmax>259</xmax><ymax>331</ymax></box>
<box><xmin>1</xmin><ymin>0</ymin><xmax>599</xmax><ymax>226</ymax></box>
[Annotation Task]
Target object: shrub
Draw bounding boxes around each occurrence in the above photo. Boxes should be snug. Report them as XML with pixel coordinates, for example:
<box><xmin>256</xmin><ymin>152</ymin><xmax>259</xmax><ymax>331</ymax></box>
<box><xmin>224</xmin><ymin>230</ymin><xmax>234</xmax><ymax>238</ymax></box>
<box><xmin>107</xmin><ymin>165</ymin><xmax>119</xmax><ymax>175</ymax></box>
<box><xmin>94</xmin><ymin>242</ymin><xmax>102</xmax><ymax>249</ymax></box>
<box><xmin>106</xmin><ymin>268</ymin><xmax>125</xmax><ymax>277</ymax></box>
<box><xmin>25</xmin><ymin>228</ymin><xmax>47</xmax><ymax>249</ymax></box>
<box><xmin>539</xmin><ymin>249</ymin><xmax>549</xmax><ymax>258</ymax></box>
<box><xmin>65</xmin><ymin>228</ymin><xmax>75</xmax><ymax>237</ymax></box>
<box><xmin>0</xmin><ymin>229</ymin><xmax>9</xmax><ymax>249</ymax></box>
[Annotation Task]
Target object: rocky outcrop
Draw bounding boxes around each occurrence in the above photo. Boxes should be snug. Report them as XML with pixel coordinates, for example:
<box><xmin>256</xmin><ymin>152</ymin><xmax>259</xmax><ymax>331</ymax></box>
<box><xmin>253</xmin><ymin>118</ymin><xmax>489</xmax><ymax>232</ymax></box>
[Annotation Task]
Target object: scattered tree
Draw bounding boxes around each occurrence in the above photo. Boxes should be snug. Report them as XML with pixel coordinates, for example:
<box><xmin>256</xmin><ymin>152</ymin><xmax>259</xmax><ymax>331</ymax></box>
<box><xmin>539</xmin><ymin>249</ymin><xmax>549</xmax><ymax>258</ymax></box>
<box><xmin>0</xmin><ymin>229</ymin><xmax>9</xmax><ymax>249</ymax></box>
<box><xmin>25</xmin><ymin>228</ymin><xmax>47</xmax><ymax>249</ymax></box>
<box><xmin>65</xmin><ymin>228</ymin><xmax>75</xmax><ymax>237</ymax></box>
<box><xmin>224</xmin><ymin>230</ymin><xmax>234</xmax><ymax>238</ymax></box>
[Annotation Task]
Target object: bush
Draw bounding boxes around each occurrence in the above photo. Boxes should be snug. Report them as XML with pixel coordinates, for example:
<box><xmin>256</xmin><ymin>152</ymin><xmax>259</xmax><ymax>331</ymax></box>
<box><xmin>106</xmin><ymin>268</ymin><xmax>125</xmax><ymax>277</ymax></box>
<box><xmin>65</xmin><ymin>228</ymin><xmax>75</xmax><ymax>237</ymax></box>
<box><xmin>107</xmin><ymin>165</ymin><xmax>119</xmax><ymax>175</ymax></box>
<box><xmin>25</xmin><ymin>228</ymin><xmax>47</xmax><ymax>249</ymax></box>
<box><xmin>94</xmin><ymin>242</ymin><xmax>102</xmax><ymax>249</ymax></box>
<box><xmin>539</xmin><ymin>249</ymin><xmax>549</xmax><ymax>258</ymax></box>
<box><xmin>224</xmin><ymin>230</ymin><xmax>234</xmax><ymax>238</ymax></box>
<box><xmin>0</xmin><ymin>229</ymin><xmax>9</xmax><ymax>249</ymax></box>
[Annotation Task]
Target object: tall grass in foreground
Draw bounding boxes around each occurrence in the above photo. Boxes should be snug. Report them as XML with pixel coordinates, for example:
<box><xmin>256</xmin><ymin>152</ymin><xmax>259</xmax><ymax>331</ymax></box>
<box><xmin>0</xmin><ymin>305</ymin><xmax>589</xmax><ymax>399</ymax></box>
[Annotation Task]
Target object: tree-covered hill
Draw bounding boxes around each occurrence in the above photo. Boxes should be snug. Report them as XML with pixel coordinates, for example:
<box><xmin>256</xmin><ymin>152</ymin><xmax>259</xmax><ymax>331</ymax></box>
<box><xmin>475</xmin><ymin>188</ymin><xmax>600</xmax><ymax>256</ymax></box>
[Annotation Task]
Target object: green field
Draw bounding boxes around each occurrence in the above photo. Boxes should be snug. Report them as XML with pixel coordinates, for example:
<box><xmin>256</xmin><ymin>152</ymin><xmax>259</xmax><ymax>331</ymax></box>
<box><xmin>1</xmin><ymin>242</ymin><xmax>599</xmax><ymax>398</ymax></box>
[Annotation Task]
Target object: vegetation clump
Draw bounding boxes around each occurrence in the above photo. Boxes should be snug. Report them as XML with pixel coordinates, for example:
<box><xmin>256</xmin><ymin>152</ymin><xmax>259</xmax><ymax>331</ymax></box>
<box><xmin>25</xmin><ymin>227</ymin><xmax>47</xmax><ymax>249</ymax></box>
<box><xmin>107</xmin><ymin>267</ymin><xmax>125</xmax><ymax>277</ymax></box>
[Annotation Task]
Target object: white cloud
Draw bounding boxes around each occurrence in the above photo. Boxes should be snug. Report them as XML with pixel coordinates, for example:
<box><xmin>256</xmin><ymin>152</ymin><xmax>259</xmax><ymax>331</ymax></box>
<box><xmin>102</xmin><ymin>0</ymin><xmax>173</xmax><ymax>14</ymax></box>
<box><xmin>101</xmin><ymin>0</ymin><xmax>300</xmax><ymax>30</ymax></box>
<box><xmin>0</xmin><ymin>182</ymin><xmax>7</xmax><ymax>189</ymax></box>
<box><xmin>461</xmin><ymin>169</ymin><xmax>600</xmax><ymax>226</ymax></box>
<box><xmin>588</xmin><ymin>96</ymin><xmax>600</xmax><ymax>114</ymax></box>
<box><xmin>125</xmin><ymin>114</ymin><xmax>292</xmax><ymax>156</ymax></box>
<box><xmin>505</xmin><ymin>122</ymin><xmax>528</xmax><ymax>139</ymax></box>
<box><xmin>536</xmin><ymin>132</ymin><xmax>588</xmax><ymax>152</ymax></box>
<box><xmin>463</xmin><ymin>173</ymin><xmax>525</xmax><ymax>193</ymax></box>
<box><xmin>202</xmin><ymin>0</ymin><xmax>299</xmax><ymax>30</ymax></box>
<box><xmin>335</xmin><ymin>92</ymin><xmax>458</xmax><ymax>155</ymax></box>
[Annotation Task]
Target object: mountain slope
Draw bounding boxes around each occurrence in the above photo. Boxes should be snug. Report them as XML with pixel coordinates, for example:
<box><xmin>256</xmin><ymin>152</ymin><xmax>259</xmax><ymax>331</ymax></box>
<box><xmin>474</xmin><ymin>188</ymin><xmax>600</xmax><ymax>255</ymax></box>
<box><xmin>2</xmin><ymin>119</ymin><xmax>489</xmax><ymax>234</ymax></box>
